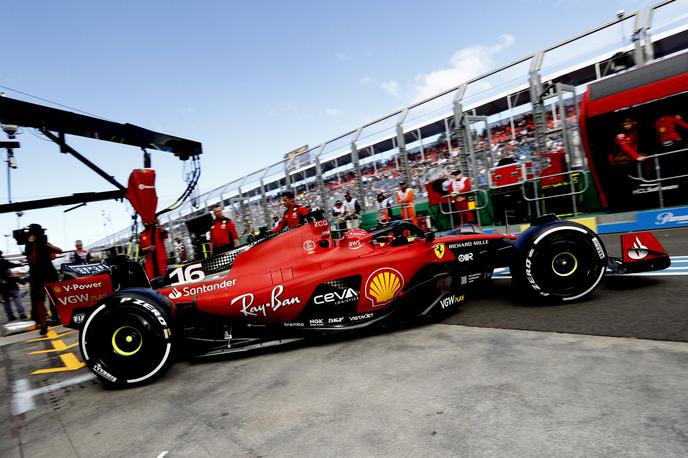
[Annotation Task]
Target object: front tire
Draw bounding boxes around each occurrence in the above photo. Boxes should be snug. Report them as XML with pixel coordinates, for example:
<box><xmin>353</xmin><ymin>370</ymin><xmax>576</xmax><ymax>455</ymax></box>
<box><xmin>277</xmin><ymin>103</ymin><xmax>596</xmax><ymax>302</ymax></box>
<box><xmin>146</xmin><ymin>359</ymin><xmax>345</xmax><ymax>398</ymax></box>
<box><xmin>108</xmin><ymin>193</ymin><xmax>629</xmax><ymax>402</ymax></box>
<box><xmin>512</xmin><ymin>223</ymin><xmax>607</xmax><ymax>301</ymax></box>
<box><xmin>80</xmin><ymin>292</ymin><xmax>175</xmax><ymax>387</ymax></box>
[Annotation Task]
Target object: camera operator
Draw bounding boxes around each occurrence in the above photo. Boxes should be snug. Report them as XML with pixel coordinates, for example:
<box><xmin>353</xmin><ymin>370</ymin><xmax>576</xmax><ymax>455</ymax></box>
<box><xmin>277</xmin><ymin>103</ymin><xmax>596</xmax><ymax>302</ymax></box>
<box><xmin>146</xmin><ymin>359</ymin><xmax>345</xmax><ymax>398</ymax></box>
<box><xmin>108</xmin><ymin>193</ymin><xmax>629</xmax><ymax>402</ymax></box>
<box><xmin>24</xmin><ymin>224</ymin><xmax>62</xmax><ymax>335</ymax></box>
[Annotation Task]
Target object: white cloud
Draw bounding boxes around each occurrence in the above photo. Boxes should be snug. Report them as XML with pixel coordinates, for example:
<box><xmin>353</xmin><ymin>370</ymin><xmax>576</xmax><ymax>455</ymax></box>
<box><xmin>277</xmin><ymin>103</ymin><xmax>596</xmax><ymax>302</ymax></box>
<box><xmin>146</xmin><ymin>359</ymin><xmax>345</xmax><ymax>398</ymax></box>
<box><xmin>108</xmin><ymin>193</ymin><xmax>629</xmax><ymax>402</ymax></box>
<box><xmin>380</xmin><ymin>80</ymin><xmax>401</xmax><ymax>97</ymax></box>
<box><xmin>325</xmin><ymin>107</ymin><xmax>342</xmax><ymax>117</ymax></box>
<box><xmin>411</xmin><ymin>34</ymin><xmax>515</xmax><ymax>102</ymax></box>
<box><xmin>359</xmin><ymin>76</ymin><xmax>374</xmax><ymax>85</ymax></box>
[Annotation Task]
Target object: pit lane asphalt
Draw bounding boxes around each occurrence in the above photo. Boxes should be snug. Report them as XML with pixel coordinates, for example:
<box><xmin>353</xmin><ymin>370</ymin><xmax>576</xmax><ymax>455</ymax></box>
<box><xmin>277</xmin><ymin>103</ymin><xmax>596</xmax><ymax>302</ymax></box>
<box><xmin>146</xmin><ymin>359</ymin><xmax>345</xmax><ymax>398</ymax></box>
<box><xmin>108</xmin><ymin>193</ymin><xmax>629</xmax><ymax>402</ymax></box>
<box><xmin>2</xmin><ymin>228</ymin><xmax>687</xmax><ymax>457</ymax></box>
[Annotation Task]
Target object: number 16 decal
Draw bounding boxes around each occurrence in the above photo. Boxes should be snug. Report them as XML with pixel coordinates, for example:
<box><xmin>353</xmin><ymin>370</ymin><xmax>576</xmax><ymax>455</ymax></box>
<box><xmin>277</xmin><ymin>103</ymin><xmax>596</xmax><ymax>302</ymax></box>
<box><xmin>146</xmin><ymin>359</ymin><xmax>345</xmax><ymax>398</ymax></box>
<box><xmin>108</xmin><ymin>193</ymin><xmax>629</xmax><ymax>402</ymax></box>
<box><xmin>168</xmin><ymin>263</ymin><xmax>205</xmax><ymax>285</ymax></box>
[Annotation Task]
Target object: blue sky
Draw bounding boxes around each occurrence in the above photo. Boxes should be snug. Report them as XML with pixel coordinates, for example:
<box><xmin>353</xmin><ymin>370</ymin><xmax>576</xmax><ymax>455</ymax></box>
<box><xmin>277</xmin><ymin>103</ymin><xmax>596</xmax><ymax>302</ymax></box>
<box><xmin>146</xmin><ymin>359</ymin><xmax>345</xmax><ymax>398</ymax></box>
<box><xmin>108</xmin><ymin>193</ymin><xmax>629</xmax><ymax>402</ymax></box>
<box><xmin>0</xmin><ymin>0</ymin><xmax>666</xmax><ymax>253</ymax></box>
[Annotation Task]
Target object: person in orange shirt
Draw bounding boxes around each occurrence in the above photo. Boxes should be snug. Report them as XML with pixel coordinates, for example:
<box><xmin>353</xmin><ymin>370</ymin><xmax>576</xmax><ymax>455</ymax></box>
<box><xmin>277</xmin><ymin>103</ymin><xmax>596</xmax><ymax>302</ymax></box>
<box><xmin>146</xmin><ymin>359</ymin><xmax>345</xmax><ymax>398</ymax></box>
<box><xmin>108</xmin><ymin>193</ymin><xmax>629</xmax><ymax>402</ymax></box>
<box><xmin>139</xmin><ymin>219</ymin><xmax>169</xmax><ymax>280</ymax></box>
<box><xmin>395</xmin><ymin>180</ymin><xmax>415</xmax><ymax>221</ymax></box>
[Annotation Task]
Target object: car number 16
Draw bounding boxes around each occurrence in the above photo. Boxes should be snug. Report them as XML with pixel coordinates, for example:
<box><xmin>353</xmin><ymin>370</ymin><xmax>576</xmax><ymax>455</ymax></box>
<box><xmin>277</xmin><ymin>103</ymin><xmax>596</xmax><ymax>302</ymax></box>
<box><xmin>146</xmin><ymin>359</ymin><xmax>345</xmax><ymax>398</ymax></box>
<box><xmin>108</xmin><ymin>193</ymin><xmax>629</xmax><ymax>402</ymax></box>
<box><xmin>169</xmin><ymin>263</ymin><xmax>206</xmax><ymax>285</ymax></box>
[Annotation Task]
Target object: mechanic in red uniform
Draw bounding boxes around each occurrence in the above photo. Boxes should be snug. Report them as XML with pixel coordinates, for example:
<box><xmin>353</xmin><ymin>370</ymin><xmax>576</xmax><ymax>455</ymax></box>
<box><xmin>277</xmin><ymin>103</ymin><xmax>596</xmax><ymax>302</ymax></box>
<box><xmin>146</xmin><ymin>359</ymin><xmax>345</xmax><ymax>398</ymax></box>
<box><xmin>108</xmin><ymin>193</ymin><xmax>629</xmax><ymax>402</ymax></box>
<box><xmin>271</xmin><ymin>191</ymin><xmax>309</xmax><ymax>233</ymax></box>
<box><xmin>608</xmin><ymin>118</ymin><xmax>647</xmax><ymax>166</ymax></box>
<box><xmin>655</xmin><ymin>112</ymin><xmax>688</xmax><ymax>148</ymax></box>
<box><xmin>209</xmin><ymin>206</ymin><xmax>239</xmax><ymax>256</ymax></box>
<box><xmin>139</xmin><ymin>219</ymin><xmax>169</xmax><ymax>279</ymax></box>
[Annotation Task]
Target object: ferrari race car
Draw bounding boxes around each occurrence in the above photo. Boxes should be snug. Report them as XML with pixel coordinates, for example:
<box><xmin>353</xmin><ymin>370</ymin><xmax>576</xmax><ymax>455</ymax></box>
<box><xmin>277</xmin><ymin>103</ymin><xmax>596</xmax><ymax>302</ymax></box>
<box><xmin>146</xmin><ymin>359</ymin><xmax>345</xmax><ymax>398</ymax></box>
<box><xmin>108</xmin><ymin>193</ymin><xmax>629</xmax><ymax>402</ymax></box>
<box><xmin>47</xmin><ymin>213</ymin><xmax>670</xmax><ymax>387</ymax></box>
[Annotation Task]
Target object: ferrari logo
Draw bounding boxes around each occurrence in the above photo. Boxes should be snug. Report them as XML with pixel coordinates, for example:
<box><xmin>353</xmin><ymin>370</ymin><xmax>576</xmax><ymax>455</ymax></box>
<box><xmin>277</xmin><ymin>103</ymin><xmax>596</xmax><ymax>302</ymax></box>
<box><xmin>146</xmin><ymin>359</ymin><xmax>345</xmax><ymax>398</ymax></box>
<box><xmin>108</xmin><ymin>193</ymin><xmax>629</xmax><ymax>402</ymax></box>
<box><xmin>434</xmin><ymin>244</ymin><xmax>446</xmax><ymax>259</ymax></box>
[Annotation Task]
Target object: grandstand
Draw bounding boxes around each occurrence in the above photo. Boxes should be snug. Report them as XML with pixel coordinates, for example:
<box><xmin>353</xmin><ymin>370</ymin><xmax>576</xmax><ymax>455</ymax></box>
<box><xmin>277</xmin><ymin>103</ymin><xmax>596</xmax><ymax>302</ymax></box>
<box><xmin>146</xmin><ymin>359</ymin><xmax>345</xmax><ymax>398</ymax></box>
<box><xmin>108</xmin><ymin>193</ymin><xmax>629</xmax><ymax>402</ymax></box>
<box><xmin>90</xmin><ymin>0</ymin><xmax>688</xmax><ymax>261</ymax></box>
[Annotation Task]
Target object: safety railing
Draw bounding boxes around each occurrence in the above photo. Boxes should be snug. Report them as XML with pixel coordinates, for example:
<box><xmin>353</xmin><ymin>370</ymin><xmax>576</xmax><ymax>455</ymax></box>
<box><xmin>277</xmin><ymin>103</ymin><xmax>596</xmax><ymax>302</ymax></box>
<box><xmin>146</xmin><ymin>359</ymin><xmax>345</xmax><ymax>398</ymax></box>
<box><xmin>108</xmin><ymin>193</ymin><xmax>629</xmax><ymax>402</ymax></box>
<box><xmin>520</xmin><ymin>170</ymin><xmax>589</xmax><ymax>216</ymax></box>
<box><xmin>631</xmin><ymin>147</ymin><xmax>688</xmax><ymax>208</ymax></box>
<box><xmin>438</xmin><ymin>189</ymin><xmax>489</xmax><ymax>227</ymax></box>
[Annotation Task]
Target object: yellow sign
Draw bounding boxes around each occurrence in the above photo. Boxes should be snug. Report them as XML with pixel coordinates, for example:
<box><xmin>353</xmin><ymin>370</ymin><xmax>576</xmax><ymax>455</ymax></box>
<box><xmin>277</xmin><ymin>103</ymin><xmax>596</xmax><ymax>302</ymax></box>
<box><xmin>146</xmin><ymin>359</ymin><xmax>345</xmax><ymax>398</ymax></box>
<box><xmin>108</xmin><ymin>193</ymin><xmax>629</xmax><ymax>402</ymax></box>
<box><xmin>434</xmin><ymin>244</ymin><xmax>446</xmax><ymax>259</ymax></box>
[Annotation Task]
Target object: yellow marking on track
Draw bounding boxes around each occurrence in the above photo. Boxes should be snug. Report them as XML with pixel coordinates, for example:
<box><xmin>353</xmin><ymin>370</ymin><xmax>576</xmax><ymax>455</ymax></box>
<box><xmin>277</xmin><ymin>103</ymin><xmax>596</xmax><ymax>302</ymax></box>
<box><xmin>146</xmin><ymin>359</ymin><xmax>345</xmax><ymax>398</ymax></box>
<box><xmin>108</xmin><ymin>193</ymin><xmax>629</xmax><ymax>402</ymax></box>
<box><xmin>32</xmin><ymin>353</ymin><xmax>86</xmax><ymax>375</ymax></box>
<box><xmin>28</xmin><ymin>329</ymin><xmax>75</xmax><ymax>342</ymax></box>
<box><xmin>29</xmin><ymin>339</ymin><xmax>79</xmax><ymax>355</ymax></box>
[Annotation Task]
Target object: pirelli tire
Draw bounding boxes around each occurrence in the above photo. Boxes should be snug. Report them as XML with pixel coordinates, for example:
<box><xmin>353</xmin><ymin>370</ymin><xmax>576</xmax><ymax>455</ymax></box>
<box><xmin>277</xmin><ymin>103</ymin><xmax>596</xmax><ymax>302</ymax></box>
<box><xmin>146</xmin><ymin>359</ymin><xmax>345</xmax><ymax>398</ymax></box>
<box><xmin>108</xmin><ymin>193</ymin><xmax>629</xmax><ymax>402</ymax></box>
<box><xmin>79</xmin><ymin>290</ymin><xmax>176</xmax><ymax>387</ymax></box>
<box><xmin>511</xmin><ymin>222</ymin><xmax>607</xmax><ymax>302</ymax></box>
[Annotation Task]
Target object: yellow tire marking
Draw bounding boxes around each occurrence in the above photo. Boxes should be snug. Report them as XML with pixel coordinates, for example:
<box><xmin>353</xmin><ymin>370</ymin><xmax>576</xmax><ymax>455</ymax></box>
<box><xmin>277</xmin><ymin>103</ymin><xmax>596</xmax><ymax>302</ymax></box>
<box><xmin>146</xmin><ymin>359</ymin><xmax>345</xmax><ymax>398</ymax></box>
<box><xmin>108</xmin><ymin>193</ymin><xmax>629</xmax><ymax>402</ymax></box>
<box><xmin>32</xmin><ymin>353</ymin><xmax>86</xmax><ymax>375</ymax></box>
<box><xmin>28</xmin><ymin>339</ymin><xmax>79</xmax><ymax>355</ymax></box>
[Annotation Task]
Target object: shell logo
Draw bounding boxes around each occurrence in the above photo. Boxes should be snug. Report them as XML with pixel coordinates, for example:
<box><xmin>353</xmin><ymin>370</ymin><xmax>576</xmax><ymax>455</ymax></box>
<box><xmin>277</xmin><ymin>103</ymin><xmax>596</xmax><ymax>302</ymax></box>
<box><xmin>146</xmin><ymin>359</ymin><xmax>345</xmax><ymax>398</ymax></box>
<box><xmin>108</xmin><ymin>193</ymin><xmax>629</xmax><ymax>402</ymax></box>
<box><xmin>364</xmin><ymin>267</ymin><xmax>405</xmax><ymax>307</ymax></box>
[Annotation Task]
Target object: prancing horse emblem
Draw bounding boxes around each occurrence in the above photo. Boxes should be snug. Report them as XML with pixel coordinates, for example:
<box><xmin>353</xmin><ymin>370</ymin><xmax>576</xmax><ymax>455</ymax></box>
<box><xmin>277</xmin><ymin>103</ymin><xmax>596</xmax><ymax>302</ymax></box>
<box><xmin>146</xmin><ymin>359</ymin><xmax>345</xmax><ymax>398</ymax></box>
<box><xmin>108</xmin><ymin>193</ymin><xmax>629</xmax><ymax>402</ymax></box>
<box><xmin>434</xmin><ymin>244</ymin><xmax>446</xmax><ymax>259</ymax></box>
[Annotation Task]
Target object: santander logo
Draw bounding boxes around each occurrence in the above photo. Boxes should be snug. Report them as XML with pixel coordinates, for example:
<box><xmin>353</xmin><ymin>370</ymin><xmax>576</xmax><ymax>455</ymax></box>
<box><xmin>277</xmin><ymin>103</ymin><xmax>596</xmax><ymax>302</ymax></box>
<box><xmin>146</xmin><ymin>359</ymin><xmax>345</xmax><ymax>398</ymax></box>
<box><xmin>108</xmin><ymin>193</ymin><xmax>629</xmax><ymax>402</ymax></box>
<box><xmin>168</xmin><ymin>288</ymin><xmax>182</xmax><ymax>299</ymax></box>
<box><xmin>627</xmin><ymin>236</ymin><xmax>648</xmax><ymax>260</ymax></box>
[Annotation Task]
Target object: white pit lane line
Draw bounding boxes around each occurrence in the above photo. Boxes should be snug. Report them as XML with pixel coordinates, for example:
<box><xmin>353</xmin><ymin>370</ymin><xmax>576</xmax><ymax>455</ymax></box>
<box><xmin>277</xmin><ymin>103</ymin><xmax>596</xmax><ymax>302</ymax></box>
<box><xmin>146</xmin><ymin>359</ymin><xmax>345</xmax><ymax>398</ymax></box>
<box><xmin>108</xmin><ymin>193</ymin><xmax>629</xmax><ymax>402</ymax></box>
<box><xmin>11</xmin><ymin>373</ymin><xmax>96</xmax><ymax>415</ymax></box>
<box><xmin>491</xmin><ymin>256</ymin><xmax>688</xmax><ymax>279</ymax></box>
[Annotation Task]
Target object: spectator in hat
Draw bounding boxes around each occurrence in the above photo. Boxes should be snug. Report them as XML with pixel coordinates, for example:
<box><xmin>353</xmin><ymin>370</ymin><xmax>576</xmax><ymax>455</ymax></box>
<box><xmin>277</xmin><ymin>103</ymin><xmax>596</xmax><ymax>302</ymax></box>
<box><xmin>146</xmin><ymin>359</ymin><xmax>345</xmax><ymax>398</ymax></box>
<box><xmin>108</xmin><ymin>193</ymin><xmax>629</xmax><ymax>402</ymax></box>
<box><xmin>343</xmin><ymin>192</ymin><xmax>361</xmax><ymax>229</ymax></box>
<box><xmin>332</xmin><ymin>200</ymin><xmax>347</xmax><ymax>232</ymax></box>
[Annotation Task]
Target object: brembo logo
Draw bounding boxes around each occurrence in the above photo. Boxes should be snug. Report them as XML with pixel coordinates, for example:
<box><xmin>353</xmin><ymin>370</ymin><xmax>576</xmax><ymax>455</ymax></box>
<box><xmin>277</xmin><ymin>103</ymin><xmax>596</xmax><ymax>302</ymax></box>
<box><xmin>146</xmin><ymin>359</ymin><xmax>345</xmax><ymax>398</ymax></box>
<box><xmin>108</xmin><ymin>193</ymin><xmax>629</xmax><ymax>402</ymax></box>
<box><xmin>628</xmin><ymin>236</ymin><xmax>648</xmax><ymax>260</ymax></box>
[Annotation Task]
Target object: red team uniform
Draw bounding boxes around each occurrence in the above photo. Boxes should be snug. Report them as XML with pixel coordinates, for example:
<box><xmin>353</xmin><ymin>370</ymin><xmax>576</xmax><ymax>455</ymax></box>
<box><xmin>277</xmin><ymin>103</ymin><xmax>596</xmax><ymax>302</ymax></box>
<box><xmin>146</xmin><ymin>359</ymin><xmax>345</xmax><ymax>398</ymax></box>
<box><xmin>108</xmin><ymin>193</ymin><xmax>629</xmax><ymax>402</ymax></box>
<box><xmin>140</xmin><ymin>226</ymin><xmax>168</xmax><ymax>279</ymax></box>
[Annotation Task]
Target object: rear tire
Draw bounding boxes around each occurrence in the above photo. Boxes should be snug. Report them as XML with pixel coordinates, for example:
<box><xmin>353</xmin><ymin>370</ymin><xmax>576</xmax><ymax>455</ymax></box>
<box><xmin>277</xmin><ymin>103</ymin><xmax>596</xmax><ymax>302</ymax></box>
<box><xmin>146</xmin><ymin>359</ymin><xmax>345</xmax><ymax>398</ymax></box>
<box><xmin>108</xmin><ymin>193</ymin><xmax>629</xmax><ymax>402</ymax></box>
<box><xmin>80</xmin><ymin>292</ymin><xmax>175</xmax><ymax>387</ymax></box>
<box><xmin>512</xmin><ymin>223</ymin><xmax>607</xmax><ymax>301</ymax></box>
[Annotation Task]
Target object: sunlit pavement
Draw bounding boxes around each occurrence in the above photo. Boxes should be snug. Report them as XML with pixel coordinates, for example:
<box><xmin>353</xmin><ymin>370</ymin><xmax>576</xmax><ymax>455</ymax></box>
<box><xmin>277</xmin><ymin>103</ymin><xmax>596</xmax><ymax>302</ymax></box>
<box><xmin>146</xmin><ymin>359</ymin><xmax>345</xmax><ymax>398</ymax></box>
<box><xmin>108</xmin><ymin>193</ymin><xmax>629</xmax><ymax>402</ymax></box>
<box><xmin>2</xmin><ymin>322</ymin><xmax>688</xmax><ymax>457</ymax></box>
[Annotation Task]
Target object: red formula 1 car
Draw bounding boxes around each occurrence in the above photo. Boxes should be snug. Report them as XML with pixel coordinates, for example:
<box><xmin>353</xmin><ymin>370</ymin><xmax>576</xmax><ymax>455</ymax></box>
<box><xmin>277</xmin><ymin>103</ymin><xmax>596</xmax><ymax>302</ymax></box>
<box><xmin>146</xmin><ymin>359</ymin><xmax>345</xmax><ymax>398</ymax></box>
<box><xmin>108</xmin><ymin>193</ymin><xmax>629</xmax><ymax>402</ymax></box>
<box><xmin>47</xmin><ymin>213</ymin><xmax>670</xmax><ymax>386</ymax></box>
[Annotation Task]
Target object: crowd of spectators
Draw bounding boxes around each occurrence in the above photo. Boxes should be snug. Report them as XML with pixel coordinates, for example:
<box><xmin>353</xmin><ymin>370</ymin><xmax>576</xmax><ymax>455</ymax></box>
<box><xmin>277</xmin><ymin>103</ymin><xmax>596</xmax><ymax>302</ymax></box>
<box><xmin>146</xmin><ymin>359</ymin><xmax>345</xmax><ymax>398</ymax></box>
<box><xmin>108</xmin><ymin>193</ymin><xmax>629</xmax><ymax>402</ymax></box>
<box><xmin>271</xmin><ymin>110</ymin><xmax>577</xmax><ymax>212</ymax></box>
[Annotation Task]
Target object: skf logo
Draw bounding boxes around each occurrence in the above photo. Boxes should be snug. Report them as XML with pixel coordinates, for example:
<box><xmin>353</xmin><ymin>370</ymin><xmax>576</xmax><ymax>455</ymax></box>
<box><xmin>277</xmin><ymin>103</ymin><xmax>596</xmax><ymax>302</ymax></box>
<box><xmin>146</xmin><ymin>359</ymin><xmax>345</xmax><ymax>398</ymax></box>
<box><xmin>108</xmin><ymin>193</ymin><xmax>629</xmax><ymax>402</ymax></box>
<box><xmin>364</xmin><ymin>268</ymin><xmax>404</xmax><ymax>307</ymax></box>
<box><xmin>628</xmin><ymin>236</ymin><xmax>648</xmax><ymax>260</ymax></box>
<box><xmin>434</xmin><ymin>244</ymin><xmax>445</xmax><ymax>259</ymax></box>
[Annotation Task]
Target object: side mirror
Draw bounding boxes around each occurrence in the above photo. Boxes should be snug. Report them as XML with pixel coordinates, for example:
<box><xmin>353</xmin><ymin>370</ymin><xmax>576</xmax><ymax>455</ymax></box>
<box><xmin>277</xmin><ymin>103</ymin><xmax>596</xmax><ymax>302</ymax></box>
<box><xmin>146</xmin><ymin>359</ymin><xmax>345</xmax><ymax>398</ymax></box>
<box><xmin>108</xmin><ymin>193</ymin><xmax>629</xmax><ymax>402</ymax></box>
<box><xmin>424</xmin><ymin>232</ymin><xmax>435</xmax><ymax>243</ymax></box>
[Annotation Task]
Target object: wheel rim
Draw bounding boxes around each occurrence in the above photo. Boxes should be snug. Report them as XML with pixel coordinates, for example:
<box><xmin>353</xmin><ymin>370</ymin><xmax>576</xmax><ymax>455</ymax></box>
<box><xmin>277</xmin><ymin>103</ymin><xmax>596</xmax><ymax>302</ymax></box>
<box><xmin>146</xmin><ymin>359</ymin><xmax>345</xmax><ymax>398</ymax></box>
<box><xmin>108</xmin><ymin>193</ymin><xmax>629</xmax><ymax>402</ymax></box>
<box><xmin>551</xmin><ymin>252</ymin><xmax>578</xmax><ymax>277</ymax></box>
<box><xmin>111</xmin><ymin>326</ymin><xmax>143</xmax><ymax>356</ymax></box>
<box><xmin>528</xmin><ymin>233</ymin><xmax>604</xmax><ymax>298</ymax></box>
<box><xmin>83</xmin><ymin>304</ymin><xmax>170</xmax><ymax>382</ymax></box>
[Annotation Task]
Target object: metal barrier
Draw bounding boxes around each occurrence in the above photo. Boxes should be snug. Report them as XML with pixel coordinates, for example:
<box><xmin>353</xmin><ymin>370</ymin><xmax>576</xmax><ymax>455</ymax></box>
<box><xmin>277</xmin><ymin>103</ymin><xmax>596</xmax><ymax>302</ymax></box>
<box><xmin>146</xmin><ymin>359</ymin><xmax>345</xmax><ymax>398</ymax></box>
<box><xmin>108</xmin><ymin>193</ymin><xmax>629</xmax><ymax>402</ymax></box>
<box><xmin>438</xmin><ymin>189</ymin><xmax>489</xmax><ymax>227</ymax></box>
<box><xmin>631</xmin><ymin>147</ymin><xmax>688</xmax><ymax>208</ymax></box>
<box><xmin>520</xmin><ymin>170</ymin><xmax>589</xmax><ymax>216</ymax></box>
